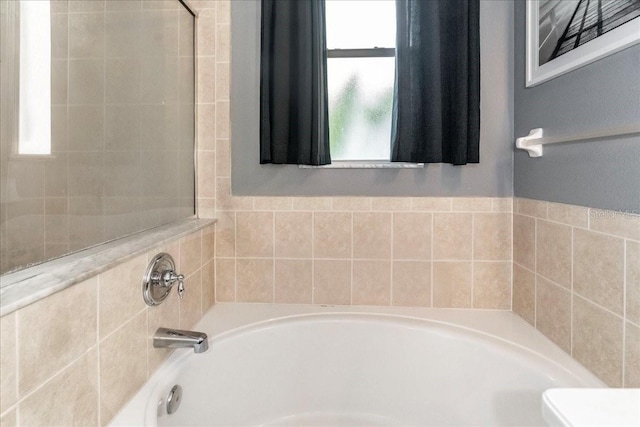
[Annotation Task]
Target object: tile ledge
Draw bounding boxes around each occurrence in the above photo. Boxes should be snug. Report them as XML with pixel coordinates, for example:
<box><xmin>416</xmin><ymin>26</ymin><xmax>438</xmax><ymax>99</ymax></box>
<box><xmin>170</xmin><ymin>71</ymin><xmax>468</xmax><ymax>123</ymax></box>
<box><xmin>0</xmin><ymin>218</ymin><xmax>216</xmax><ymax>317</ymax></box>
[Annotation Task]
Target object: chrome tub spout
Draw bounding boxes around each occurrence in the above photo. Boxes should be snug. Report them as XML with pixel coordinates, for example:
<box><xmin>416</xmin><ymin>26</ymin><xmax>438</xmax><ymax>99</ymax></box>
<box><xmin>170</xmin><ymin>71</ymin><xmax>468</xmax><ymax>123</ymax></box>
<box><xmin>153</xmin><ymin>328</ymin><xmax>209</xmax><ymax>353</ymax></box>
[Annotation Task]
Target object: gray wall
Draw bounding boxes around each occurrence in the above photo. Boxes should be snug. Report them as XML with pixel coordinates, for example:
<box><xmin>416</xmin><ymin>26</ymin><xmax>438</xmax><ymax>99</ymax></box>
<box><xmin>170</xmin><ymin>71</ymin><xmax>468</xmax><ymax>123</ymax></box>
<box><xmin>231</xmin><ymin>1</ymin><xmax>514</xmax><ymax>197</ymax></box>
<box><xmin>514</xmin><ymin>1</ymin><xmax>640</xmax><ymax>212</ymax></box>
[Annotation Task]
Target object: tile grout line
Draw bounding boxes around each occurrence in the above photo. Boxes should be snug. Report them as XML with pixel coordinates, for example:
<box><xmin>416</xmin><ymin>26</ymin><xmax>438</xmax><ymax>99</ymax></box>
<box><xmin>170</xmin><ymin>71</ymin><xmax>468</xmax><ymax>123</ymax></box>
<box><xmin>570</xmin><ymin>226</ymin><xmax>574</xmax><ymax>356</ymax></box>
<box><xmin>96</xmin><ymin>272</ymin><xmax>102</xmax><ymax>426</ymax></box>
<box><xmin>311</xmin><ymin>212</ymin><xmax>315</xmax><ymax>304</ymax></box>
<box><xmin>533</xmin><ymin>217</ymin><xmax>538</xmax><ymax>329</ymax></box>
<box><xmin>14</xmin><ymin>309</ymin><xmax>20</xmax><ymax>425</ymax></box>
<box><xmin>272</xmin><ymin>212</ymin><xmax>275</xmax><ymax>303</ymax></box>
<box><xmin>621</xmin><ymin>239</ymin><xmax>627</xmax><ymax>386</ymax></box>
<box><xmin>389</xmin><ymin>213</ymin><xmax>394</xmax><ymax>306</ymax></box>
<box><xmin>470</xmin><ymin>213</ymin><xmax>475</xmax><ymax>308</ymax></box>
<box><xmin>350</xmin><ymin>212</ymin><xmax>353</xmax><ymax>305</ymax></box>
<box><xmin>233</xmin><ymin>211</ymin><xmax>237</xmax><ymax>302</ymax></box>
<box><xmin>430</xmin><ymin>213</ymin><xmax>434</xmax><ymax>307</ymax></box>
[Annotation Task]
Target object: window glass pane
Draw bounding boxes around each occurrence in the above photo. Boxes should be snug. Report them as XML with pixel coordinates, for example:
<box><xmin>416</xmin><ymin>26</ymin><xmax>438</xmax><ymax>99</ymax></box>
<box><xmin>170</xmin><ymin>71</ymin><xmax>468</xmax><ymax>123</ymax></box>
<box><xmin>326</xmin><ymin>0</ymin><xmax>396</xmax><ymax>49</ymax></box>
<box><xmin>19</xmin><ymin>0</ymin><xmax>51</xmax><ymax>155</ymax></box>
<box><xmin>328</xmin><ymin>57</ymin><xmax>394</xmax><ymax>161</ymax></box>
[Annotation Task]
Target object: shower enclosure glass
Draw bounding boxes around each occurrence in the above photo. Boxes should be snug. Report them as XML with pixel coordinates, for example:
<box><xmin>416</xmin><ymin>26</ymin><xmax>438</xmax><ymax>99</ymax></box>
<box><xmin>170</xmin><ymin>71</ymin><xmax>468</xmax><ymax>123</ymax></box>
<box><xmin>0</xmin><ymin>0</ymin><xmax>196</xmax><ymax>275</ymax></box>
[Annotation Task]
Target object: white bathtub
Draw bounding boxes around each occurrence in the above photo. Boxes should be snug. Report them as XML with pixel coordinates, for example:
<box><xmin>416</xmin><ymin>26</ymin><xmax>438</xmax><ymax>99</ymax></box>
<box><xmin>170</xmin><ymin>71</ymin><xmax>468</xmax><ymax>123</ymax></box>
<box><xmin>111</xmin><ymin>304</ymin><xmax>604</xmax><ymax>426</ymax></box>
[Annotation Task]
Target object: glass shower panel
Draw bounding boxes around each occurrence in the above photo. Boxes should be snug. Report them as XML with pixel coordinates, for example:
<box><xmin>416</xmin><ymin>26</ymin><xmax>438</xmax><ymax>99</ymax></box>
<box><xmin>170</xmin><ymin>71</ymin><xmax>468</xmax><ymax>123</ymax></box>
<box><xmin>0</xmin><ymin>0</ymin><xmax>196</xmax><ymax>275</ymax></box>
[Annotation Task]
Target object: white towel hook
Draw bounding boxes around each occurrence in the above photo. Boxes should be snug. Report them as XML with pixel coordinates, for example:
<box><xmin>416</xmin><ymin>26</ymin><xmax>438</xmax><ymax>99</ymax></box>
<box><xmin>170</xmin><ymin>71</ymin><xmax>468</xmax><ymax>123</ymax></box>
<box><xmin>515</xmin><ymin>128</ymin><xmax>544</xmax><ymax>158</ymax></box>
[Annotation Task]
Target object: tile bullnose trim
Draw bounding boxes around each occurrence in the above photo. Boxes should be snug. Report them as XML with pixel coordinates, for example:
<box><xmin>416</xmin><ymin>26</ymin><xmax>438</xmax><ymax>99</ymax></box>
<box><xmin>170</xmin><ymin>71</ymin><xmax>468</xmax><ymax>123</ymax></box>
<box><xmin>0</xmin><ymin>218</ymin><xmax>217</xmax><ymax>317</ymax></box>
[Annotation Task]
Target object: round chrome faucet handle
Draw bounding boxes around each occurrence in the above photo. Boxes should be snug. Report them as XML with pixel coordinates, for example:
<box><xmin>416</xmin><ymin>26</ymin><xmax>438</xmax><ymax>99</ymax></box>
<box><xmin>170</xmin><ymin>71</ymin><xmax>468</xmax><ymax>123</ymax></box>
<box><xmin>161</xmin><ymin>270</ymin><xmax>184</xmax><ymax>288</ymax></box>
<box><xmin>142</xmin><ymin>253</ymin><xmax>184</xmax><ymax>306</ymax></box>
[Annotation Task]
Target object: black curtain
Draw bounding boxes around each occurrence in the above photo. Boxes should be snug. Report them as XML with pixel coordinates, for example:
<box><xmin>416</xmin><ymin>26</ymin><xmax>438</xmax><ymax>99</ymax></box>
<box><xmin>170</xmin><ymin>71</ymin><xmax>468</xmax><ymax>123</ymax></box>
<box><xmin>260</xmin><ymin>0</ymin><xmax>331</xmax><ymax>165</ymax></box>
<box><xmin>391</xmin><ymin>0</ymin><xmax>480</xmax><ymax>165</ymax></box>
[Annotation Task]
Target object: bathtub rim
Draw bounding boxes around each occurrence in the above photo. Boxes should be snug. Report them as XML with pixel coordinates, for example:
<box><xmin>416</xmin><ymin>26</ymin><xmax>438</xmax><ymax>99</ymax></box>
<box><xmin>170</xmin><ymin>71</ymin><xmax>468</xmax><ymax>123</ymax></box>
<box><xmin>110</xmin><ymin>303</ymin><xmax>606</xmax><ymax>427</ymax></box>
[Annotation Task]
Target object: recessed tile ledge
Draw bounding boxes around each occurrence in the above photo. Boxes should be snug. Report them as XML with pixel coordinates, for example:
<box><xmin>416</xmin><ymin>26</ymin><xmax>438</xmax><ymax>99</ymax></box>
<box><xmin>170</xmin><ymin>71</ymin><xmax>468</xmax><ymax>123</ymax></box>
<box><xmin>0</xmin><ymin>218</ymin><xmax>216</xmax><ymax>317</ymax></box>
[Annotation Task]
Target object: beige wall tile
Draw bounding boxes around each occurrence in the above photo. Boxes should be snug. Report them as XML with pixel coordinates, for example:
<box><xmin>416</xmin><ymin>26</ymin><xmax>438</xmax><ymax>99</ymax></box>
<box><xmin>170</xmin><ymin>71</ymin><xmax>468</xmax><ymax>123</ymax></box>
<box><xmin>393</xmin><ymin>213</ymin><xmax>431</xmax><ymax>260</ymax></box>
<box><xmin>474</xmin><ymin>213</ymin><xmax>512</xmax><ymax>261</ymax></box>
<box><xmin>432</xmin><ymin>262</ymin><xmax>472</xmax><ymax>308</ymax></box>
<box><xmin>452</xmin><ymin>197</ymin><xmax>492</xmax><ymax>212</ymax></box>
<box><xmin>202</xmin><ymin>260</ymin><xmax>216</xmax><ymax>312</ymax></box>
<box><xmin>411</xmin><ymin>197</ymin><xmax>452</xmax><ymax>212</ymax></box>
<box><xmin>313</xmin><ymin>260</ymin><xmax>351</xmax><ymax>305</ymax></box>
<box><xmin>0</xmin><ymin>313</ymin><xmax>16</xmax><ymax>413</ymax></box>
<box><xmin>513</xmin><ymin>264</ymin><xmax>535</xmax><ymax>326</ymax></box>
<box><xmin>180</xmin><ymin>230</ymin><xmax>203</xmax><ymax>278</ymax></box>
<box><xmin>69</xmin><ymin>12</ymin><xmax>105</xmax><ymax>58</ymax></box>
<box><xmin>215</xmin><ymin>258</ymin><xmax>235</xmax><ymax>302</ymax></box>
<box><xmin>536</xmin><ymin>220</ymin><xmax>571</xmax><ymax>288</ymax></box>
<box><xmin>215</xmin><ymin>211</ymin><xmax>235</xmax><ymax>257</ymax></box>
<box><xmin>536</xmin><ymin>276</ymin><xmax>571</xmax><ymax>353</ymax></box>
<box><xmin>100</xmin><ymin>311</ymin><xmax>147</xmax><ymax>425</ymax></box>
<box><xmin>371</xmin><ymin>198</ymin><xmax>411</xmax><ymax>212</ymax></box>
<box><xmin>19</xmin><ymin>349</ymin><xmax>98</xmax><ymax>427</ymax></box>
<box><xmin>332</xmin><ymin>197</ymin><xmax>371</xmax><ymax>211</ymax></box>
<box><xmin>149</xmin><ymin>240</ymin><xmax>180</xmax><ymax>271</ymax></box>
<box><xmin>216</xmin><ymin>62</ymin><xmax>230</xmax><ymax>101</ymax></box>
<box><xmin>392</xmin><ymin>261</ymin><xmax>431</xmax><ymax>307</ymax></box>
<box><xmin>291</xmin><ymin>197</ymin><xmax>332</xmax><ymax>211</ymax></box>
<box><xmin>473</xmin><ymin>262</ymin><xmax>511</xmax><ymax>309</ymax></box>
<box><xmin>314</xmin><ymin>212</ymin><xmax>352</xmax><ymax>259</ymax></box>
<box><xmin>215</xmin><ymin>178</ymin><xmax>253</xmax><ymax>211</ymax></box>
<box><xmin>197</xmin><ymin>103</ymin><xmax>216</xmax><ymax>151</ymax></box>
<box><xmin>197</xmin><ymin>56</ymin><xmax>215</xmax><ymax>103</ymax></box>
<box><xmin>236</xmin><ymin>212</ymin><xmax>273</xmax><ymax>258</ymax></box>
<box><xmin>69</xmin><ymin>59</ymin><xmax>104</xmax><ymax>104</ymax></box>
<box><xmin>547</xmin><ymin>202</ymin><xmax>588</xmax><ymax>228</ymax></box>
<box><xmin>70</xmin><ymin>0</ymin><xmax>105</xmax><ymax>12</ymax></box>
<box><xmin>196</xmin><ymin>9</ymin><xmax>216</xmax><ymax>56</ymax></box>
<box><xmin>352</xmin><ymin>261</ymin><xmax>391</xmax><ymax>306</ymax></box>
<box><xmin>215</xmin><ymin>23</ymin><xmax>230</xmax><ymax>61</ymax></box>
<box><xmin>147</xmin><ymin>289</ymin><xmax>179</xmax><ymax>375</ymax></box>
<box><xmin>98</xmin><ymin>255</ymin><xmax>148</xmax><ymax>339</ymax></box>
<box><xmin>574</xmin><ymin>229</ymin><xmax>625</xmax><ymax>315</ymax></box>
<box><xmin>254</xmin><ymin>197</ymin><xmax>292</xmax><ymax>211</ymax></box>
<box><xmin>0</xmin><ymin>410</ymin><xmax>15</xmax><ymax>427</ymax></box>
<box><xmin>275</xmin><ymin>212</ymin><xmax>312</xmax><ymax>259</ymax></box>
<box><xmin>215</xmin><ymin>138</ymin><xmax>230</xmax><ymax>177</ymax></box>
<box><xmin>513</xmin><ymin>214</ymin><xmax>535</xmax><ymax>270</ymax></box>
<box><xmin>492</xmin><ymin>198</ymin><xmax>513</xmax><ymax>212</ymax></box>
<box><xmin>516</xmin><ymin>198</ymin><xmax>547</xmax><ymax>218</ymax></box>
<box><xmin>627</xmin><ymin>241</ymin><xmax>640</xmax><ymax>325</ymax></box>
<box><xmin>275</xmin><ymin>260</ymin><xmax>312</xmax><ymax>304</ymax></box>
<box><xmin>433</xmin><ymin>213</ymin><xmax>472</xmax><ymax>260</ymax></box>
<box><xmin>353</xmin><ymin>212</ymin><xmax>392</xmax><ymax>260</ymax></box>
<box><xmin>236</xmin><ymin>259</ymin><xmax>273</xmax><ymax>303</ymax></box>
<box><xmin>625</xmin><ymin>322</ymin><xmax>640</xmax><ymax>387</ymax></box>
<box><xmin>589</xmin><ymin>209</ymin><xmax>640</xmax><ymax>241</ymax></box>
<box><xmin>18</xmin><ymin>278</ymin><xmax>97</xmax><ymax>396</ymax></box>
<box><xmin>202</xmin><ymin>225</ymin><xmax>216</xmax><ymax>264</ymax></box>
<box><xmin>197</xmin><ymin>151</ymin><xmax>216</xmax><ymax>198</ymax></box>
<box><xmin>216</xmin><ymin>0</ymin><xmax>230</xmax><ymax>23</ymax></box>
<box><xmin>573</xmin><ymin>296</ymin><xmax>623</xmax><ymax>387</ymax></box>
<box><xmin>180</xmin><ymin>270</ymin><xmax>202</xmax><ymax>329</ymax></box>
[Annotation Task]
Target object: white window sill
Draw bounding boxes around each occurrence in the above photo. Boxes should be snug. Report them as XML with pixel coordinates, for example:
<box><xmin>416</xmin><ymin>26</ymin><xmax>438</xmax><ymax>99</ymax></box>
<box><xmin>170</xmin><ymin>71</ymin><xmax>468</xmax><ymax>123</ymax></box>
<box><xmin>299</xmin><ymin>161</ymin><xmax>425</xmax><ymax>169</ymax></box>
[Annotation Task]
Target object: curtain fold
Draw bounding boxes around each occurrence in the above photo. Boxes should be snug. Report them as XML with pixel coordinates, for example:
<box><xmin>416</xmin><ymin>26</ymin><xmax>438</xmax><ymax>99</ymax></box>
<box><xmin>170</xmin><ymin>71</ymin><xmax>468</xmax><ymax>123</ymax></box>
<box><xmin>260</xmin><ymin>0</ymin><xmax>331</xmax><ymax>165</ymax></box>
<box><xmin>391</xmin><ymin>0</ymin><xmax>480</xmax><ymax>165</ymax></box>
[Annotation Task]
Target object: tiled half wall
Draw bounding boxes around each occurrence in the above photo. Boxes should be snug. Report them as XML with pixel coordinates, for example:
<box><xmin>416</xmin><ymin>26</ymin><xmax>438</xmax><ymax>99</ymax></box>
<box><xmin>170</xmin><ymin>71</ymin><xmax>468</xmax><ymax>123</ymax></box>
<box><xmin>0</xmin><ymin>224</ymin><xmax>215</xmax><ymax>426</ymax></box>
<box><xmin>212</xmin><ymin>198</ymin><xmax>513</xmax><ymax>308</ymax></box>
<box><xmin>513</xmin><ymin>198</ymin><xmax>640</xmax><ymax>387</ymax></box>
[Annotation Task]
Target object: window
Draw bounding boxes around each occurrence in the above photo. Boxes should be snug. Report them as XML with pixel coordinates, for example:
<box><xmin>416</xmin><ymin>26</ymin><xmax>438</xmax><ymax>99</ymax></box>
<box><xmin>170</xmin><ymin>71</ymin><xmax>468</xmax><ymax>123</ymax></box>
<box><xmin>325</xmin><ymin>0</ymin><xmax>396</xmax><ymax>162</ymax></box>
<box><xmin>18</xmin><ymin>0</ymin><xmax>51</xmax><ymax>155</ymax></box>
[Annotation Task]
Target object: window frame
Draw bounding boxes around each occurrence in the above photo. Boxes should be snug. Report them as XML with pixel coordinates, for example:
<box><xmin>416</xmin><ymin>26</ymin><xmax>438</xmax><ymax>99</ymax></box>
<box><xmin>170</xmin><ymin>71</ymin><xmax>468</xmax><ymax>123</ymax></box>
<box><xmin>325</xmin><ymin>12</ymin><xmax>399</xmax><ymax>164</ymax></box>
